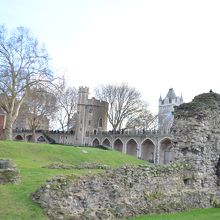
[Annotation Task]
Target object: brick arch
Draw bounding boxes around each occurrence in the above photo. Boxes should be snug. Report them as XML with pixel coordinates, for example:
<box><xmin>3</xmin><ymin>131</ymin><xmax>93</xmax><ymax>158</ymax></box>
<box><xmin>159</xmin><ymin>137</ymin><xmax>173</xmax><ymax>164</ymax></box>
<box><xmin>126</xmin><ymin>138</ymin><xmax>137</xmax><ymax>157</ymax></box>
<box><xmin>102</xmin><ymin>138</ymin><xmax>111</xmax><ymax>147</ymax></box>
<box><xmin>14</xmin><ymin>134</ymin><xmax>24</xmax><ymax>141</ymax></box>
<box><xmin>141</xmin><ymin>138</ymin><xmax>155</xmax><ymax>163</ymax></box>
<box><xmin>92</xmin><ymin>138</ymin><xmax>100</xmax><ymax>146</ymax></box>
<box><xmin>113</xmin><ymin>138</ymin><xmax>123</xmax><ymax>152</ymax></box>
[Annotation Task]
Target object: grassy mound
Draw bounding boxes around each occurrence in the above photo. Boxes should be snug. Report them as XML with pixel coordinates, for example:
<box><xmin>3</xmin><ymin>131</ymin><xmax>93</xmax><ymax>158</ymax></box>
<box><xmin>0</xmin><ymin>141</ymin><xmax>145</xmax><ymax>220</ymax></box>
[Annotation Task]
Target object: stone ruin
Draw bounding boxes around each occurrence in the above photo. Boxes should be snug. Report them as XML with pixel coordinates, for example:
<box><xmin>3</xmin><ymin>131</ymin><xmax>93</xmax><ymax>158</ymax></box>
<box><xmin>0</xmin><ymin>159</ymin><xmax>20</xmax><ymax>184</ymax></box>
<box><xmin>172</xmin><ymin>91</ymin><xmax>220</xmax><ymax>202</ymax></box>
<box><xmin>32</xmin><ymin>91</ymin><xmax>220</xmax><ymax>220</ymax></box>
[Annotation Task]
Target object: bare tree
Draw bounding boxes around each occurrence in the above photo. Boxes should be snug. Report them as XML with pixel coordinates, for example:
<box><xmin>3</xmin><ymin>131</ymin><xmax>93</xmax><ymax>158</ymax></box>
<box><xmin>0</xmin><ymin>25</ymin><xmax>52</xmax><ymax>140</ymax></box>
<box><xmin>125</xmin><ymin>102</ymin><xmax>156</xmax><ymax>130</ymax></box>
<box><xmin>19</xmin><ymin>87</ymin><xmax>57</xmax><ymax>142</ymax></box>
<box><xmin>95</xmin><ymin>83</ymin><xmax>142</xmax><ymax>131</ymax></box>
<box><xmin>56</xmin><ymin>83</ymin><xmax>78</xmax><ymax>131</ymax></box>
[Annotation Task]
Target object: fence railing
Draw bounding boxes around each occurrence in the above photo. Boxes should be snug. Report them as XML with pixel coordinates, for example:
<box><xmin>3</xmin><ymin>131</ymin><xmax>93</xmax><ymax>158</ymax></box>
<box><xmin>92</xmin><ymin>129</ymin><xmax>171</xmax><ymax>136</ymax></box>
<box><xmin>13</xmin><ymin>128</ymin><xmax>171</xmax><ymax>136</ymax></box>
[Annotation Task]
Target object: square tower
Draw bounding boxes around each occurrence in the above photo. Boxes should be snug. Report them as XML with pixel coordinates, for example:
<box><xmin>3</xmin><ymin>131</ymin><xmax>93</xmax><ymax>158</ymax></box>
<box><xmin>75</xmin><ymin>87</ymin><xmax>108</xmax><ymax>146</ymax></box>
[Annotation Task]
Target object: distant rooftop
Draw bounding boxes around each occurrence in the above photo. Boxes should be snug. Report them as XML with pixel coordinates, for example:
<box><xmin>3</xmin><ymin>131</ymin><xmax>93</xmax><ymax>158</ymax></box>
<box><xmin>165</xmin><ymin>88</ymin><xmax>176</xmax><ymax>99</ymax></box>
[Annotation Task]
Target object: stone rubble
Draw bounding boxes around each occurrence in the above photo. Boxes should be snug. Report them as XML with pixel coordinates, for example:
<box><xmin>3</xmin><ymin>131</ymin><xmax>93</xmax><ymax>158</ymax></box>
<box><xmin>43</xmin><ymin>162</ymin><xmax>111</xmax><ymax>170</ymax></box>
<box><xmin>0</xmin><ymin>159</ymin><xmax>20</xmax><ymax>184</ymax></box>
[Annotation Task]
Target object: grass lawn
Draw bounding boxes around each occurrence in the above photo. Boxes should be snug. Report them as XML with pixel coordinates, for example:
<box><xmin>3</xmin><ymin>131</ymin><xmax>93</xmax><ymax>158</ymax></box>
<box><xmin>128</xmin><ymin>208</ymin><xmax>220</xmax><ymax>220</ymax></box>
<box><xmin>0</xmin><ymin>140</ymin><xmax>145</xmax><ymax>220</ymax></box>
<box><xmin>1</xmin><ymin>141</ymin><xmax>220</xmax><ymax>220</ymax></box>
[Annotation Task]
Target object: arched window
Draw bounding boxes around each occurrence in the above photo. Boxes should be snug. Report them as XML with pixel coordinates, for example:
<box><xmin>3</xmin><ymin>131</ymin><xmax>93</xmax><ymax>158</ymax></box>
<box><xmin>98</xmin><ymin>118</ymin><xmax>103</xmax><ymax>127</ymax></box>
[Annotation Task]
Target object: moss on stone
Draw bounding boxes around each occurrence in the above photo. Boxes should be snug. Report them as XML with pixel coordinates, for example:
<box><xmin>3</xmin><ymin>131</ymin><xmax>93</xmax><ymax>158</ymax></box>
<box><xmin>0</xmin><ymin>159</ymin><xmax>20</xmax><ymax>184</ymax></box>
<box><xmin>144</xmin><ymin>190</ymin><xmax>164</xmax><ymax>202</ymax></box>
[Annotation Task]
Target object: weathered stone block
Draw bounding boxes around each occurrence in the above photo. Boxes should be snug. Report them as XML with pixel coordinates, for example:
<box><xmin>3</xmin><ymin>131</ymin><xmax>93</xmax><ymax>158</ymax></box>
<box><xmin>0</xmin><ymin>159</ymin><xmax>20</xmax><ymax>184</ymax></box>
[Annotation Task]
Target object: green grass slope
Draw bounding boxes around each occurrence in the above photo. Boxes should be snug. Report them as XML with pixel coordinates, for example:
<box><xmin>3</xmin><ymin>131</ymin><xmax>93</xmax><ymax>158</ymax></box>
<box><xmin>128</xmin><ymin>208</ymin><xmax>220</xmax><ymax>220</ymax></box>
<box><xmin>0</xmin><ymin>141</ymin><xmax>146</xmax><ymax>220</ymax></box>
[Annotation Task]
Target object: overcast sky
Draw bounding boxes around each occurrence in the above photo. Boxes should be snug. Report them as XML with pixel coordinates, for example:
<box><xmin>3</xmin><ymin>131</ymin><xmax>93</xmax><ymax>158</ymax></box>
<box><xmin>1</xmin><ymin>0</ymin><xmax>220</xmax><ymax>113</ymax></box>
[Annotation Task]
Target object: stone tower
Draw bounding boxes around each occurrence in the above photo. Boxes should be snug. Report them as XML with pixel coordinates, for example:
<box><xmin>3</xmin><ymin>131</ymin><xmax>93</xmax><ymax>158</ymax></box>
<box><xmin>75</xmin><ymin>87</ymin><xmax>108</xmax><ymax>146</ymax></box>
<box><xmin>158</xmin><ymin>88</ymin><xmax>183</xmax><ymax>132</ymax></box>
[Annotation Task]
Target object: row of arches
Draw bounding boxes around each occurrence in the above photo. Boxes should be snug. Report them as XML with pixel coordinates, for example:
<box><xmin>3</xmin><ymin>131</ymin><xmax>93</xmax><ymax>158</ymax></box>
<box><xmin>14</xmin><ymin>134</ymin><xmax>46</xmax><ymax>142</ymax></box>
<box><xmin>92</xmin><ymin>137</ymin><xmax>173</xmax><ymax>164</ymax></box>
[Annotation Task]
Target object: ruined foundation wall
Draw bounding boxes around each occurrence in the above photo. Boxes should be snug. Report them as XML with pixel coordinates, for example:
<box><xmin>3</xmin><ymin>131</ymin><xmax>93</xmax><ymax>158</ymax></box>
<box><xmin>33</xmin><ymin>164</ymin><xmax>212</xmax><ymax>220</ymax></box>
<box><xmin>172</xmin><ymin>92</ymin><xmax>220</xmax><ymax>194</ymax></box>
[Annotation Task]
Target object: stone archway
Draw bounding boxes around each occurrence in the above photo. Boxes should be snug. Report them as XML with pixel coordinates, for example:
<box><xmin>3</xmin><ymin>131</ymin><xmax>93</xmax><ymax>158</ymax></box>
<box><xmin>159</xmin><ymin>138</ymin><xmax>173</xmax><ymax>164</ymax></box>
<box><xmin>126</xmin><ymin>139</ymin><xmax>137</xmax><ymax>157</ymax></box>
<box><xmin>92</xmin><ymin>138</ymin><xmax>100</xmax><ymax>146</ymax></box>
<box><xmin>102</xmin><ymin>138</ymin><xmax>111</xmax><ymax>147</ymax></box>
<box><xmin>141</xmin><ymin>139</ymin><xmax>155</xmax><ymax>163</ymax></box>
<box><xmin>14</xmin><ymin>134</ymin><xmax>23</xmax><ymax>141</ymax></box>
<box><xmin>37</xmin><ymin>136</ymin><xmax>46</xmax><ymax>142</ymax></box>
<box><xmin>113</xmin><ymin>139</ymin><xmax>123</xmax><ymax>152</ymax></box>
<box><xmin>26</xmin><ymin>135</ymin><xmax>33</xmax><ymax>142</ymax></box>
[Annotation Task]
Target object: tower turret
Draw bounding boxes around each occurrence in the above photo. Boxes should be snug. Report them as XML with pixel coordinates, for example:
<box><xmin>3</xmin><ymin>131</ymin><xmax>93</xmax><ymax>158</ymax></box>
<box><xmin>159</xmin><ymin>95</ymin><xmax>162</xmax><ymax>105</ymax></box>
<box><xmin>78</xmin><ymin>86</ymin><xmax>89</xmax><ymax>105</ymax></box>
<box><xmin>158</xmin><ymin>88</ymin><xmax>183</xmax><ymax>132</ymax></box>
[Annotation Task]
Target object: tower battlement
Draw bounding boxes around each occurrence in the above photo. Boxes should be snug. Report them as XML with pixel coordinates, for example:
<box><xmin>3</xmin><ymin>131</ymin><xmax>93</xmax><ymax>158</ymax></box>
<box><xmin>78</xmin><ymin>86</ymin><xmax>89</xmax><ymax>93</ymax></box>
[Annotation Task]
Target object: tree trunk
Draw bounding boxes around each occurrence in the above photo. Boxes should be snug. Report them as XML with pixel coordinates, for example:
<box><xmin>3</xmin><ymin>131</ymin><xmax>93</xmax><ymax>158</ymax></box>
<box><xmin>112</xmin><ymin>125</ymin><xmax>117</xmax><ymax>134</ymax></box>
<box><xmin>3</xmin><ymin>98</ymin><xmax>24</xmax><ymax>140</ymax></box>
<box><xmin>32</xmin><ymin>129</ymin><xmax>36</xmax><ymax>143</ymax></box>
<box><xmin>67</xmin><ymin>114</ymin><xmax>70</xmax><ymax>131</ymax></box>
<box><xmin>3</xmin><ymin>114</ymin><xmax>14</xmax><ymax>140</ymax></box>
